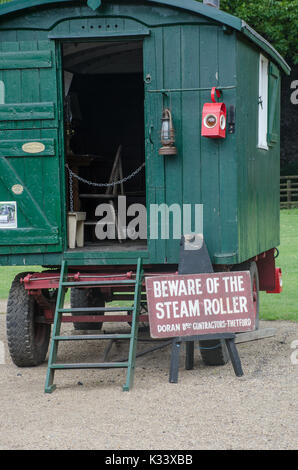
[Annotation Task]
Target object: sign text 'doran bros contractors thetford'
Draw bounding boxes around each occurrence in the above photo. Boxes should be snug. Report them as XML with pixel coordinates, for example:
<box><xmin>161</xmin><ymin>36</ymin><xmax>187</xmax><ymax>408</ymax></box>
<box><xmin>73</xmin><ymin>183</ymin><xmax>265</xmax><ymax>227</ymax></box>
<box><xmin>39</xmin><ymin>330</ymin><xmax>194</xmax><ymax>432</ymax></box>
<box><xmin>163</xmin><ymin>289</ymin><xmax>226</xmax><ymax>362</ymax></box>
<box><xmin>145</xmin><ymin>272</ymin><xmax>255</xmax><ymax>338</ymax></box>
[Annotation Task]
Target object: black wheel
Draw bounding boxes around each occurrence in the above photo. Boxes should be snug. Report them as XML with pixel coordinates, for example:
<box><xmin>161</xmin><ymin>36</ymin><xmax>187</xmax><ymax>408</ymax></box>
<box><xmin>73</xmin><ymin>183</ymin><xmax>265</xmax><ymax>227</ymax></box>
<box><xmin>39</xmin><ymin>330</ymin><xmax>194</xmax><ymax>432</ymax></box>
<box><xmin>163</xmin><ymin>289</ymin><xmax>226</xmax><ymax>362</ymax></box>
<box><xmin>71</xmin><ymin>288</ymin><xmax>105</xmax><ymax>330</ymax></box>
<box><xmin>128</xmin><ymin>302</ymin><xmax>150</xmax><ymax>330</ymax></box>
<box><xmin>199</xmin><ymin>261</ymin><xmax>260</xmax><ymax>366</ymax></box>
<box><xmin>6</xmin><ymin>273</ymin><xmax>51</xmax><ymax>367</ymax></box>
<box><xmin>198</xmin><ymin>267</ymin><xmax>230</xmax><ymax>366</ymax></box>
<box><xmin>199</xmin><ymin>338</ymin><xmax>230</xmax><ymax>366</ymax></box>
<box><xmin>232</xmin><ymin>260</ymin><xmax>260</xmax><ymax>330</ymax></box>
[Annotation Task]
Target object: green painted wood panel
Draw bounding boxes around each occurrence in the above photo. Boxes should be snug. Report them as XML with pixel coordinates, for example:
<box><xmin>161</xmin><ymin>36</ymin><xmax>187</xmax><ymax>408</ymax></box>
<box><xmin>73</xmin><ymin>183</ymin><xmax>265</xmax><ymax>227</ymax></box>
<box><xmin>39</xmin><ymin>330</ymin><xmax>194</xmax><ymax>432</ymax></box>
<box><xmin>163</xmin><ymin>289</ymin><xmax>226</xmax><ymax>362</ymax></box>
<box><xmin>0</xmin><ymin>3</ymin><xmax>211</xmax><ymax>33</ymax></box>
<box><xmin>0</xmin><ymin>137</ymin><xmax>59</xmax><ymax>245</ymax></box>
<box><xmin>49</xmin><ymin>16</ymin><xmax>150</xmax><ymax>39</ymax></box>
<box><xmin>0</xmin><ymin>138</ymin><xmax>55</xmax><ymax>156</ymax></box>
<box><xmin>146</xmin><ymin>24</ymin><xmax>238</xmax><ymax>265</ymax></box>
<box><xmin>163</xmin><ymin>25</ymin><xmax>183</xmax><ymax>264</ymax></box>
<box><xmin>0</xmin><ymin>40</ymin><xmax>58</xmax><ymax>130</ymax></box>
<box><xmin>236</xmin><ymin>37</ymin><xmax>280</xmax><ymax>263</ymax></box>
<box><xmin>0</xmin><ymin>250</ymin><xmax>155</xmax><ymax>266</ymax></box>
<box><xmin>0</xmin><ymin>228</ymin><xmax>58</xmax><ymax>244</ymax></box>
<box><xmin>0</xmin><ymin>1</ymin><xmax>289</xmax><ymax>73</ymax></box>
<box><xmin>216</xmin><ymin>29</ymin><xmax>238</xmax><ymax>263</ymax></box>
<box><xmin>0</xmin><ymin>2</ymin><xmax>282</xmax><ymax>268</ymax></box>
<box><xmin>144</xmin><ymin>28</ymin><xmax>166</xmax><ymax>264</ymax></box>
<box><xmin>268</xmin><ymin>63</ymin><xmax>280</xmax><ymax>146</ymax></box>
<box><xmin>0</xmin><ymin>40</ymin><xmax>63</xmax><ymax>252</ymax></box>
<box><xmin>0</xmin><ymin>102</ymin><xmax>55</xmax><ymax>121</ymax></box>
<box><xmin>181</xmin><ymin>24</ymin><xmax>201</xmax><ymax>219</ymax></box>
<box><xmin>0</xmin><ymin>49</ymin><xmax>52</xmax><ymax>69</ymax></box>
<box><xmin>199</xmin><ymin>25</ymin><xmax>221</xmax><ymax>261</ymax></box>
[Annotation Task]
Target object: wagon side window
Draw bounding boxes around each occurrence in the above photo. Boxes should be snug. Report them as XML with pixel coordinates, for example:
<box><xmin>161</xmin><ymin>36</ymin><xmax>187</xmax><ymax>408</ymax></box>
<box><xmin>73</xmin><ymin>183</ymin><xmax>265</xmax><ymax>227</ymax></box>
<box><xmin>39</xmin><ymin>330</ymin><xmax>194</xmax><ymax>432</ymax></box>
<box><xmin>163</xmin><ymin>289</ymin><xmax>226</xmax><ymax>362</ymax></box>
<box><xmin>258</xmin><ymin>54</ymin><xmax>269</xmax><ymax>150</ymax></box>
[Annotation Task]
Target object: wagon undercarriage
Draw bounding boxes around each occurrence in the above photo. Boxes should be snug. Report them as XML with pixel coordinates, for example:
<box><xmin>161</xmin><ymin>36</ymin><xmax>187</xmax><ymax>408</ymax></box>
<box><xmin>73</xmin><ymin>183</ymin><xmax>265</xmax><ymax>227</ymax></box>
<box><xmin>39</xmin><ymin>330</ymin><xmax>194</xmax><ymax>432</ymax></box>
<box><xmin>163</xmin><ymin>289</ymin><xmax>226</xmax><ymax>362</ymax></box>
<box><xmin>5</xmin><ymin>254</ymin><xmax>267</xmax><ymax>391</ymax></box>
<box><xmin>22</xmin><ymin>269</ymin><xmax>158</xmax><ymax>326</ymax></box>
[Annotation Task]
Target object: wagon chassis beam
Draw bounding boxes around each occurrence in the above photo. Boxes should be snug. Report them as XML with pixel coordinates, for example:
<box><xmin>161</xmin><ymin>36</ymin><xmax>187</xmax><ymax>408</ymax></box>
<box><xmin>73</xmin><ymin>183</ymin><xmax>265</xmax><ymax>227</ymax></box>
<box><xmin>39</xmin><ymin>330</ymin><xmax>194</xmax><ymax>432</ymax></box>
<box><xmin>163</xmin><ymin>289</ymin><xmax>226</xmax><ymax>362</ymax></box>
<box><xmin>21</xmin><ymin>270</ymin><xmax>175</xmax><ymax>290</ymax></box>
<box><xmin>23</xmin><ymin>271</ymin><xmax>155</xmax><ymax>325</ymax></box>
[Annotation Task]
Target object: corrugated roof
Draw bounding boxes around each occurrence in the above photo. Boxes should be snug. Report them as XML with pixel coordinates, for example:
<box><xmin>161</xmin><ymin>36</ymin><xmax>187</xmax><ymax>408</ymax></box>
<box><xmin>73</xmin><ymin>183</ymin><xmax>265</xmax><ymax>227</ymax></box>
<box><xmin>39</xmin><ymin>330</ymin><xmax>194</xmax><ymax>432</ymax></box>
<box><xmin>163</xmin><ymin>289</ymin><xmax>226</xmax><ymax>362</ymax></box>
<box><xmin>0</xmin><ymin>0</ymin><xmax>291</xmax><ymax>74</ymax></box>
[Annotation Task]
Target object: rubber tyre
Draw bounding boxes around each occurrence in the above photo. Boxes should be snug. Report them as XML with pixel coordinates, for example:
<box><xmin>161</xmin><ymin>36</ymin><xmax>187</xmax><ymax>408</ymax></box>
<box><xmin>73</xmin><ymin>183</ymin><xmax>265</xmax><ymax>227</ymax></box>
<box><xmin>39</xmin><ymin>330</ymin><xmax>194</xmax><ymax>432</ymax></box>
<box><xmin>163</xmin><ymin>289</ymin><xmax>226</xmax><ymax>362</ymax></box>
<box><xmin>6</xmin><ymin>273</ymin><xmax>51</xmax><ymax>367</ymax></box>
<box><xmin>199</xmin><ymin>261</ymin><xmax>260</xmax><ymax>366</ymax></box>
<box><xmin>71</xmin><ymin>288</ymin><xmax>105</xmax><ymax>330</ymax></box>
<box><xmin>199</xmin><ymin>338</ymin><xmax>230</xmax><ymax>366</ymax></box>
<box><xmin>128</xmin><ymin>302</ymin><xmax>149</xmax><ymax>329</ymax></box>
<box><xmin>198</xmin><ymin>267</ymin><xmax>229</xmax><ymax>366</ymax></box>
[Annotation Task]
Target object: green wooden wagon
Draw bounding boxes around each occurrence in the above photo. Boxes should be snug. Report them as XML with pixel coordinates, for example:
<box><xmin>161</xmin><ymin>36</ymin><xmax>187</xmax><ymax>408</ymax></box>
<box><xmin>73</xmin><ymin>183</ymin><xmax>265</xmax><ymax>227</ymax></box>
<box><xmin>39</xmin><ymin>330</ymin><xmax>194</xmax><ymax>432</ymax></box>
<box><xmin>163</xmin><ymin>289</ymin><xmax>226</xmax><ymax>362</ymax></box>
<box><xmin>0</xmin><ymin>0</ymin><xmax>290</xmax><ymax>390</ymax></box>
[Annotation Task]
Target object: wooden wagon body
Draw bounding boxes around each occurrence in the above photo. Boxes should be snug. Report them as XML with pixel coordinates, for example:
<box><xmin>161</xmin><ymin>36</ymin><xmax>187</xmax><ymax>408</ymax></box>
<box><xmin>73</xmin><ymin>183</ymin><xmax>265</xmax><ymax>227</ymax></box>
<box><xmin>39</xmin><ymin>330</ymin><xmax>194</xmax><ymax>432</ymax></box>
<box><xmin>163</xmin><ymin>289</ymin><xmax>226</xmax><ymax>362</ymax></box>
<box><xmin>0</xmin><ymin>1</ymin><xmax>289</xmax><ymax>383</ymax></box>
<box><xmin>0</xmin><ymin>0</ymin><xmax>290</xmax><ymax>270</ymax></box>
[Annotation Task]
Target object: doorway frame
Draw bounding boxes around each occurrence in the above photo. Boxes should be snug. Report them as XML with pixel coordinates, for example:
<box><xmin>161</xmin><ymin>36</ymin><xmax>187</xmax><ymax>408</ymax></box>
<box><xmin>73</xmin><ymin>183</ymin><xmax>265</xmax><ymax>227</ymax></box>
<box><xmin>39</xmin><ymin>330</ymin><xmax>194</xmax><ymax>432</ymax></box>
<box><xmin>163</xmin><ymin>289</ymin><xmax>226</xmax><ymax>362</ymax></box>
<box><xmin>55</xmin><ymin>36</ymin><xmax>152</xmax><ymax>264</ymax></box>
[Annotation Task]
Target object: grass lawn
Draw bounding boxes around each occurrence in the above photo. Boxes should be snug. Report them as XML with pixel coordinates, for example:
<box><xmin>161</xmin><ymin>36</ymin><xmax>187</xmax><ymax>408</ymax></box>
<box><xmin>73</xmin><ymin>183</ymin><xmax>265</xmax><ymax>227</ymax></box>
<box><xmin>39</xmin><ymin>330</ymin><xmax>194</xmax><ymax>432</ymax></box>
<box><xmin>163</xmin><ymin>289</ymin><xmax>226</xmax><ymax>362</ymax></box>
<box><xmin>0</xmin><ymin>266</ymin><xmax>42</xmax><ymax>299</ymax></box>
<box><xmin>0</xmin><ymin>210</ymin><xmax>297</xmax><ymax>321</ymax></box>
<box><xmin>259</xmin><ymin>209</ymin><xmax>298</xmax><ymax>322</ymax></box>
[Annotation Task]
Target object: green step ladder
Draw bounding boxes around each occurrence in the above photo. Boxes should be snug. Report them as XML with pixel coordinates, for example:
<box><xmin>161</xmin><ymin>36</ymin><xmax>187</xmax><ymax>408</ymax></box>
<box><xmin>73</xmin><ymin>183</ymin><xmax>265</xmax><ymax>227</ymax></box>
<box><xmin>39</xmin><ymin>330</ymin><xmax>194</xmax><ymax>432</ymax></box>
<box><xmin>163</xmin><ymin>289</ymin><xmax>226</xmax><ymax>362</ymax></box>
<box><xmin>45</xmin><ymin>257</ymin><xmax>143</xmax><ymax>393</ymax></box>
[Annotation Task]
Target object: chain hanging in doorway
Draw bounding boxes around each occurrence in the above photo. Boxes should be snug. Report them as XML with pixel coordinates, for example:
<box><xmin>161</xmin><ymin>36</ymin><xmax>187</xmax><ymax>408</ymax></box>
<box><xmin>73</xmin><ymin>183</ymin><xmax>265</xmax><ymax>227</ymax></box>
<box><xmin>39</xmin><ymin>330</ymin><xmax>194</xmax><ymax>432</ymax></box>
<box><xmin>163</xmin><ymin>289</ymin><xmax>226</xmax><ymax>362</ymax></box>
<box><xmin>65</xmin><ymin>163</ymin><xmax>146</xmax><ymax>212</ymax></box>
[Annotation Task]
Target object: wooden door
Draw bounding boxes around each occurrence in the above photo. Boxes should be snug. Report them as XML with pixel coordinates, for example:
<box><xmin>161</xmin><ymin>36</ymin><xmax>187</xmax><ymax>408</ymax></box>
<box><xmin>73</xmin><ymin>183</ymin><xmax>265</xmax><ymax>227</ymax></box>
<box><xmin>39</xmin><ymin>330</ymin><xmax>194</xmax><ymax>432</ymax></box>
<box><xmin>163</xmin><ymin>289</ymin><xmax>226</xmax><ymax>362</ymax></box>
<box><xmin>0</xmin><ymin>40</ymin><xmax>63</xmax><ymax>254</ymax></box>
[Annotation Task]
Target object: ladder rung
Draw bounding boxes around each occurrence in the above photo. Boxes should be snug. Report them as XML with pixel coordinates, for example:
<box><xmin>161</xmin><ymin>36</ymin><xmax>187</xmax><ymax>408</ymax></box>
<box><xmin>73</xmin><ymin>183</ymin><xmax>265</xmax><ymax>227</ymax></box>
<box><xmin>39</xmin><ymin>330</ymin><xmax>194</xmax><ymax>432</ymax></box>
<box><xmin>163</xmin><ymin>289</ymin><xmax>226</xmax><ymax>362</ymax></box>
<box><xmin>58</xmin><ymin>314</ymin><xmax>138</xmax><ymax>323</ymax></box>
<box><xmin>61</xmin><ymin>280</ymin><xmax>136</xmax><ymax>287</ymax></box>
<box><xmin>58</xmin><ymin>306</ymin><xmax>134</xmax><ymax>313</ymax></box>
<box><xmin>53</xmin><ymin>334</ymin><xmax>132</xmax><ymax>341</ymax></box>
<box><xmin>50</xmin><ymin>362</ymin><xmax>129</xmax><ymax>369</ymax></box>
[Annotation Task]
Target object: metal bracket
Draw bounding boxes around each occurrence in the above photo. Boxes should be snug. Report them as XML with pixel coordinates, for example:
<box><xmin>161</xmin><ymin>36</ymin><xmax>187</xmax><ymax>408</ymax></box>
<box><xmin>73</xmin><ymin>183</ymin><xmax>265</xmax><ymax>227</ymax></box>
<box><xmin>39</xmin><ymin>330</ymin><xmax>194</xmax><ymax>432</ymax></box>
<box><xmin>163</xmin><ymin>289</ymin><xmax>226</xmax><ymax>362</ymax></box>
<box><xmin>178</xmin><ymin>234</ymin><xmax>213</xmax><ymax>274</ymax></box>
<box><xmin>148</xmin><ymin>85</ymin><xmax>236</xmax><ymax>94</ymax></box>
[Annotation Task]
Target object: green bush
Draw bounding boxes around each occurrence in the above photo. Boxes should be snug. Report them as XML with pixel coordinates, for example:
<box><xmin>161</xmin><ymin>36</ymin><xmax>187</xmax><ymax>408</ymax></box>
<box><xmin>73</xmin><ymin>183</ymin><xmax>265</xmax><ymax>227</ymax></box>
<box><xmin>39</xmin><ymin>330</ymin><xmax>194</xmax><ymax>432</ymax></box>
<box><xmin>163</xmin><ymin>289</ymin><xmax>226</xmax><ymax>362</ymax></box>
<box><xmin>198</xmin><ymin>0</ymin><xmax>298</xmax><ymax>64</ymax></box>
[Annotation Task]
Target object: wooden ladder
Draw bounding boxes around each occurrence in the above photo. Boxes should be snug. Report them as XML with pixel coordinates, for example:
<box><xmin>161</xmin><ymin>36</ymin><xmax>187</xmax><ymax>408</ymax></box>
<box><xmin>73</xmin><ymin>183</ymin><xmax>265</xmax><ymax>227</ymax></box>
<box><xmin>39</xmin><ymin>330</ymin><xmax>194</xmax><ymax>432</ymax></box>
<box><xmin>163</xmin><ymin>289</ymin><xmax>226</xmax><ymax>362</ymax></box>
<box><xmin>45</xmin><ymin>257</ymin><xmax>143</xmax><ymax>393</ymax></box>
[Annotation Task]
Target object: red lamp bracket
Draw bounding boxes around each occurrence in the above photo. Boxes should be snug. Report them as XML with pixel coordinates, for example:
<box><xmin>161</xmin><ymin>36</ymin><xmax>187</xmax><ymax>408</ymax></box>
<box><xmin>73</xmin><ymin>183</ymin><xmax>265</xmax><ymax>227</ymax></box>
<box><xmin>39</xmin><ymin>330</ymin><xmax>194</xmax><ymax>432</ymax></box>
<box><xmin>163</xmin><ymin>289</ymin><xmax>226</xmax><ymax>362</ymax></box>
<box><xmin>201</xmin><ymin>87</ymin><xmax>226</xmax><ymax>139</ymax></box>
<box><xmin>211</xmin><ymin>87</ymin><xmax>222</xmax><ymax>103</ymax></box>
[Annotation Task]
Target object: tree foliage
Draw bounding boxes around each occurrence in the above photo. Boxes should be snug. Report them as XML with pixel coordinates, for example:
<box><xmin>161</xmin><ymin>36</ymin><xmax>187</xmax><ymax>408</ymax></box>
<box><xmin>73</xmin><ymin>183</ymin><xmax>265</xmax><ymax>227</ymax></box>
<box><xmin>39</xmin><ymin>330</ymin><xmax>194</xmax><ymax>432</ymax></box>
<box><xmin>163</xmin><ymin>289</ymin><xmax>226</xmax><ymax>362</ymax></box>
<box><xmin>200</xmin><ymin>0</ymin><xmax>298</xmax><ymax>64</ymax></box>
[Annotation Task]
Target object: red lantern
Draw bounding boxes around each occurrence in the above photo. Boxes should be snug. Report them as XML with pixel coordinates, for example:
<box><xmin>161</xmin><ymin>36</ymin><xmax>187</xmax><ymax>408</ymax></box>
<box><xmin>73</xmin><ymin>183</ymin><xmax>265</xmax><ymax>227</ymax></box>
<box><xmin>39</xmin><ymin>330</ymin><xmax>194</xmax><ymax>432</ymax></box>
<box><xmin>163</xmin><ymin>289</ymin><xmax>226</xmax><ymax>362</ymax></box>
<box><xmin>201</xmin><ymin>87</ymin><xmax>227</xmax><ymax>139</ymax></box>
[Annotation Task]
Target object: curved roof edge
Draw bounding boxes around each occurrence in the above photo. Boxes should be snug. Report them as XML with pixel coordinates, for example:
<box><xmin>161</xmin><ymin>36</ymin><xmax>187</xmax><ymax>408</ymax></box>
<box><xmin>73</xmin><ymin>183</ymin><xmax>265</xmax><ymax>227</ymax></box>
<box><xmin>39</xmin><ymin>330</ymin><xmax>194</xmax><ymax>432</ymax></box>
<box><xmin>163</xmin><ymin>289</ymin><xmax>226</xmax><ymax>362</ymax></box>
<box><xmin>241</xmin><ymin>21</ymin><xmax>290</xmax><ymax>75</ymax></box>
<box><xmin>0</xmin><ymin>0</ymin><xmax>291</xmax><ymax>74</ymax></box>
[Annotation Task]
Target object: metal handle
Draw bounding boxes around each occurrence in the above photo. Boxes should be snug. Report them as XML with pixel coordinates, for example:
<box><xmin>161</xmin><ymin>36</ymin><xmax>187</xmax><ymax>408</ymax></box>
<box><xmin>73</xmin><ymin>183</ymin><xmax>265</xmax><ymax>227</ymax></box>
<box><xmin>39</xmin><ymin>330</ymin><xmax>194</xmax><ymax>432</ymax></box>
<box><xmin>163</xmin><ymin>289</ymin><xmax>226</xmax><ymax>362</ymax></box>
<box><xmin>149</xmin><ymin>124</ymin><xmax>154</xmax><ymax>146</ymax></box>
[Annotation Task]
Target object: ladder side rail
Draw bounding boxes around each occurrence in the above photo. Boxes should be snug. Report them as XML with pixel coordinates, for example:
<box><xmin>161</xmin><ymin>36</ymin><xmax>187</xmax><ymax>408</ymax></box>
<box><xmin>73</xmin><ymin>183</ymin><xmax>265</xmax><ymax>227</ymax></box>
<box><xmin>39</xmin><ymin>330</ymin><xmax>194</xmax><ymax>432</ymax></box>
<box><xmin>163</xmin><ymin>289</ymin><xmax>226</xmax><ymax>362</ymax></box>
<box><xmin>45</xmin><ymin>260</ymin><xmax>68</xmax><ymax>393</ymax></box>
<box><xmin>123</xmin><ymin>257</ymin><xmax>144</xmax><ymax>391</ymax></box>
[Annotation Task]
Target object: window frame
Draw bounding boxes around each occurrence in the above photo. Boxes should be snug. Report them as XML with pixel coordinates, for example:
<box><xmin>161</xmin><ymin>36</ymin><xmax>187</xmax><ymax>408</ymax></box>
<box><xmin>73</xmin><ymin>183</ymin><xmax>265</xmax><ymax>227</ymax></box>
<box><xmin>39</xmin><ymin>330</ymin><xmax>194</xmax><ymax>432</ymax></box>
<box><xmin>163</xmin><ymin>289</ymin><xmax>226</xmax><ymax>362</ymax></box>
<box><xmin>258</xmin><ymin>54</ymin><xmax>269</xmax><ymax>151</ymax></box>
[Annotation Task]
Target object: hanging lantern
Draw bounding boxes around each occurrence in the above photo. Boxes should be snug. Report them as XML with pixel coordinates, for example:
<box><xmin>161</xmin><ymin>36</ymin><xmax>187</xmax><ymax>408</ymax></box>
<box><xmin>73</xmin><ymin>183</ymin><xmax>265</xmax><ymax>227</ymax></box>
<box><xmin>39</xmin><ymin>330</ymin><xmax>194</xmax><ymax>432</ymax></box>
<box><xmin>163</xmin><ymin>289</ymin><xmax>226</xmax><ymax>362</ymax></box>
<box><xmin>159</xmin><ymin>108</ymin><xmax>177</xmax><ymax>155</ymax></box>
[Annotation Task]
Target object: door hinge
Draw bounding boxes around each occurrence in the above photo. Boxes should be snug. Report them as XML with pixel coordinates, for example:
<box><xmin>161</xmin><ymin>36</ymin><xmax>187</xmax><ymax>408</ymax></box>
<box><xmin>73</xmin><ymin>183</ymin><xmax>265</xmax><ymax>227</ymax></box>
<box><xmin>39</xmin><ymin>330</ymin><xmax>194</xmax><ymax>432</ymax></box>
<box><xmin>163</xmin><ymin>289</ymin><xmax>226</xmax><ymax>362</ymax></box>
<box><xmin>57</xmin><ymin>106</ymin><xmax>61</xmax><ymax>122</ymax></box>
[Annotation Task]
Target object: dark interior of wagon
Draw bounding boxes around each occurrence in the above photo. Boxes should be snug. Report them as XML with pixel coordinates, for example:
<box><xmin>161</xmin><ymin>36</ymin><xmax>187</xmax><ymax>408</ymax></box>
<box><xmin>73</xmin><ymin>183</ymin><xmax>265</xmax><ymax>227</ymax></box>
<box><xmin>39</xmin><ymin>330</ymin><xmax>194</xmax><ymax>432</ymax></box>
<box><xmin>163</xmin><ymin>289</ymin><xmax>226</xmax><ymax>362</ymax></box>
<box><xmin>62</xmin><ymin>41</ymin><xmax>147</xmax><ymax>251</ymax></box>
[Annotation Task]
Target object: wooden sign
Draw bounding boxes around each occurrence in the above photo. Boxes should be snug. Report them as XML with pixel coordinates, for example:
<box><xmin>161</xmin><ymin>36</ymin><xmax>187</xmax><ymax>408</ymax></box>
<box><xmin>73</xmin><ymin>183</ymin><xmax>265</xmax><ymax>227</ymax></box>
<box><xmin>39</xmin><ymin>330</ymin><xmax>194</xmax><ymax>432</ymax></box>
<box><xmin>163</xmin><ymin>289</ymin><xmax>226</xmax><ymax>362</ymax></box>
<box><xmin>145</xmin><ymin>272</ymin><xmax>255</xmax><ymax>338</ymax></box>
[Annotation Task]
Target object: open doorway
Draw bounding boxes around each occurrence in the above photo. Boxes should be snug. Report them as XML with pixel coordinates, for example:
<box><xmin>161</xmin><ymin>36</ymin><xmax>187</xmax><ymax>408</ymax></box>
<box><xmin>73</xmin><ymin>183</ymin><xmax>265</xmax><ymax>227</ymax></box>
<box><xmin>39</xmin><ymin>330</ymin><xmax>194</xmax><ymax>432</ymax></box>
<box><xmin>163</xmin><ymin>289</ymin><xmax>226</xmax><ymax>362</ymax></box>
<box><xmin>62</xmin><ymin>40</ymin><xmax>147</xmax><ymax>252</ymax></box>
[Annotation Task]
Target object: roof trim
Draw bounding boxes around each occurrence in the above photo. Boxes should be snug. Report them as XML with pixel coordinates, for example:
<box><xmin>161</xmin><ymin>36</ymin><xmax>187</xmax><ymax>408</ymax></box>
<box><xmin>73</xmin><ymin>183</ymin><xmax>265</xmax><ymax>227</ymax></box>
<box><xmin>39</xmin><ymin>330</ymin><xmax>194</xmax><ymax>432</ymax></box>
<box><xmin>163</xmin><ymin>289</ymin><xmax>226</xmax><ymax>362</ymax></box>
<box><xmin>149</xmin><ymin>0</ymin><xmax>242</xmax><ymax>29</ymax></box>
<box><xmin>0</xmin><ymin>0</ymin><xmax>291</xmax><ymax>74</ymax></box>
<box><xmin>0</xmin><ymin>0</ymin><xmax>242</xmax><ymax>30</ymax></box>
<box><xmin>241</xmin><ymin>22</ymin><xmax>290</xmax><ymax>75</ymax></box>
